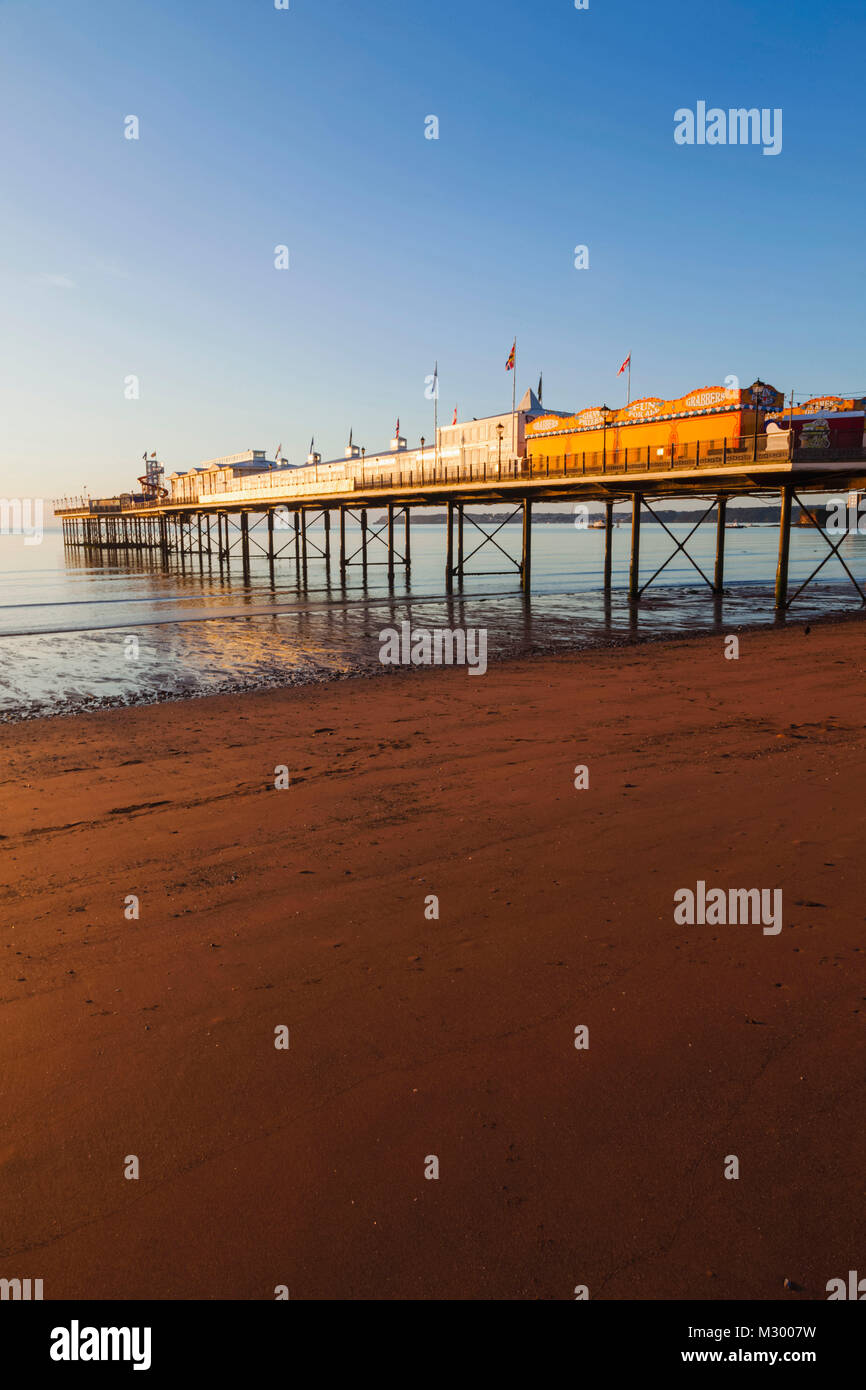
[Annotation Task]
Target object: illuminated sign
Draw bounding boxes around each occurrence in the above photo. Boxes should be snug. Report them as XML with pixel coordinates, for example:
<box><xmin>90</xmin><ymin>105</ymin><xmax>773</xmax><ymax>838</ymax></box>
<box><xmin>623</xmin><ymin>397</ymin><xmax>664</xmax><ymax>421</ymax></box>
<box><xmin>529</xmin><ymin>416</ymin><xmax>567</xmax><ymax>433</ymax></box>
<box><xmin>680</xmin><ymin>388</ymin><xmax>736</xmax><ymax>411</ymax></box>
<box><xmin>802</xmin><ymin>396</ymin><xmax>844</xmax><ymax>412</ymax></box>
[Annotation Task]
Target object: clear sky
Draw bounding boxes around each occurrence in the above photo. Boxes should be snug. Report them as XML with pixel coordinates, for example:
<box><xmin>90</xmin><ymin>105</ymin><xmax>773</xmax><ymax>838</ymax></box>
<box><xmin>1</xmin><ymin>0</ymin><xmax>864</xmax><ymax>498</ymax></box>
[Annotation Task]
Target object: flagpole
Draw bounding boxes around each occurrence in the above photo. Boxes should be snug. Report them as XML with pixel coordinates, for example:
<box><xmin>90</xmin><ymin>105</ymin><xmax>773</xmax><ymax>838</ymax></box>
<box><xmin>512</xmin><ymin>338</ymin><xmax>517</xmax><ymax>458</ymax></box>
<box><xmin>628</xmin><ymin>358</ymin><xmax>631</xmax><ymax>406</ymax></box>
<box><xmin>434</xmin><ymin>361</ymin><xmax>438</xmax><ymax>477</ymax></box>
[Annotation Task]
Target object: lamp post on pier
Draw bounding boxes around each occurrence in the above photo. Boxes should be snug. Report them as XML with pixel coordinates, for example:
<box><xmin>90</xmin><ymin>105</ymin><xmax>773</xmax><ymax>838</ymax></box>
<box><xmin>601</xmin><ymin>404</ymin><xmax>615</xmax><ymax>472</ymax></box>
<box><xmin>751</xmin><ymin>379</ymin><xmax>767</xmax><ymax>461</ymax></box>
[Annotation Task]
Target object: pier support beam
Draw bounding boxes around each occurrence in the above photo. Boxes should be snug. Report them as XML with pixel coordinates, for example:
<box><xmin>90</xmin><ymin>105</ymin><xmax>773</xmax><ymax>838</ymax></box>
<box><xmin>387</xmin><ymin>503</ymin><xmax>395</xmax><ymax>580</ymax></box>
<box><xmin>521</xmin><ymin>498</ymin><xmax>532</xmax><ymax>592</ymax></box>
<box><xmin>241</xmin><ymin>511</ymin><xmax>250</xmax><ymax>578</ymax></box>
<box><xmin>339</xmin><ymin>507</ymin><xmax>346</xmax><ymax>574</ymax></box>
<box><xmin>360</xmin><ymin>508</ymin><xmax>368</xmax><ymax>577</ymax></box>
<box><xmin>457</xmin><ymin>501</ymin><xmax>464</xmax><ymax>582</ymax></box>
<box><xmin>775</xmin><ymin>485</ymin><xmax>793</xmax><ymax>611</ymax></box>
<box><xmin>446</xmin><ymin>500</ymin><xmax>454</xmax><ymax>591</ymax></box>
<box><xmin>603</xmin><ymin>500</ymin><xmax>613</xmax><ymax>591</ymax></box>
<box><xmin>714</xmin><ymin>496</ymin><xmax>727</xmax><ymax>593</ymax></box>
<box><xmin>628</xmin><ymin>494</ymin><xmax>641</xmax><ymax>599</ymax></box>
<box><xmin>324</xmin><ymin>510</ymin><xmax>331</xmax><ymax>570</ymax></box>
<box><xmin>404</xmin><ymin>506</ymin><xmax>411</xmax><ymax>572</ymax></box>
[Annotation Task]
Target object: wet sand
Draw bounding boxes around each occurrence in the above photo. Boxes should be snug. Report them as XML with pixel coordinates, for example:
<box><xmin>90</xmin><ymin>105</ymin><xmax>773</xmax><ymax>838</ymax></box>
<box><xmin>1</xmin><ymin>618</ymin><xmax>864</xmax><ymax>1300</ymax></box>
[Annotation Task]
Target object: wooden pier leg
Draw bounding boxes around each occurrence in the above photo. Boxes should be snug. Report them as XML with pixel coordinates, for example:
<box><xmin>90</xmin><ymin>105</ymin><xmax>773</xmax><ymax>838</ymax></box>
<box><xmin>339</xmin><ymin>507</ymin><xmax>346</xmax><ymax>573</ymax></box>
<box><xmin>293</xmin><ymin>511</ymin><xmax>300</xmax><ymax>577</ymax></box>
<box><xmin>604</xmin><ymin>500</ymin><xmax>613</xmax><ymax>591</ymax></box>
<box><xmin>360</xmin><ymin>508</ymin><xmax>368</xmax><ymax>576</ymax></box>
<box><xmin>240</xmin><ymin>510</ymin><xmax>250</xmax><ymax>578</ymax></box>
<box><xmin>323</xmin><ymin>510</ymin><xmax>331</xmax><ymax>570</ymax></box>
<box><xmin>775</xmin><ymin>485</ymin><xmax>793</xmax><ymax>611</ymax></box>
<box><xmin>387</xmin><ymin>503</ymin><xmax>395</xmax><ymax>579</ymax></box>
<box><xmin>521</xmin><ymin>497</ymin><xmax>532</xmax><ymax>592</ymax></box>
<box><xmin>404</xmin><ymin>506</ymin><xmax>411</xmax><ymax>571</ymax></box>
<box><xmin>300</xmin><ymin>509</ymin><xmax>308</xmax><ymax>577</ymax></box>
<box><xmin>457</xmin><ymin>501</ymin><xmax>464</xmax><ymax>581</ymax></box>
<box><xmin>197</xmin><ymin>513</ymin><xmax>202</xmax><ymax>556</ymax></box>
<box><xmin>628</xmin><ymin>494</ymin><xmax>641</xmax><ymax>599</ymax></box>
<box><xmin>446</xmin><ymin>500</ymin><xmax>454</xmax><ymax>592</ymax></box>
<box><xmin>267</xmin><ymin>508</ymin><xmax>275</xmax><ymax>577</ymax></box>
<box><xmin>714</xmin><ymin>495</ymin><xmax>727</xmax><ymax>593</ymax></box>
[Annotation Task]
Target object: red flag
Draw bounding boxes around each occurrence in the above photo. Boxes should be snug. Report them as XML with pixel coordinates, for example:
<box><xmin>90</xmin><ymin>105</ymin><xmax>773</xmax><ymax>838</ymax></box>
<box><xmin>395</xmin><ymin>417</ymin><xmax>400</xmax><ymax>437</ymax></box>
<box><xmin>452</xmin><ymin>406</ymin><xmax>457</xmax><ymax>425</ymax></box>
<box><xmin>505</xmin><ymin>340</ymin><xmax>516</xmax><ymax>371</ymax></box>
<box><xmin>617</xmin><ymin>353</ymin><xmax>631</xmax><ymax>376</ymax></box>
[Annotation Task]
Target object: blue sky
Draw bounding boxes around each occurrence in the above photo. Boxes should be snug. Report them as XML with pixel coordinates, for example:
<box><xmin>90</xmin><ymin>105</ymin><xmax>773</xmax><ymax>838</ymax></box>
<box><xmin>1</xmin><ymin>0</ymin><xmax>864</xmax><ymax>497</ymax></box>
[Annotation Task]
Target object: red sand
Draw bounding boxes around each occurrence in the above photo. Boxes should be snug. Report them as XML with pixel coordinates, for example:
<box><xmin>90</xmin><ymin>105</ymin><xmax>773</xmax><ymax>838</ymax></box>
<box><xmin>1</xmin><ymin>620</ymin><xmax>864</xmax><ymax>1300</ymax></box>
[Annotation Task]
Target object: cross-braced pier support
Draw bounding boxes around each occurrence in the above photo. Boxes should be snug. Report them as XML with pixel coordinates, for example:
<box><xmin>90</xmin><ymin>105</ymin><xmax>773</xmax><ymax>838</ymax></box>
<box><xmin>338</xmin><ymin>504</ymin><xmax>410</xmax><ymax>579</ymax></box>
<box><xmin>445</xmin><ymin>499</ymin><xmax>531</xmax><ymax>591</ymax></box>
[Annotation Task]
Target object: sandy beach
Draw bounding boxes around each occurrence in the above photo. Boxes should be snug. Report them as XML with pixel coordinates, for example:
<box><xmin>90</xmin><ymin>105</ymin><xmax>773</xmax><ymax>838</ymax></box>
<box><xmin>1</xmin><ymin>618</ymin><xmax>864</xmax><ymax>1301</ymax></box>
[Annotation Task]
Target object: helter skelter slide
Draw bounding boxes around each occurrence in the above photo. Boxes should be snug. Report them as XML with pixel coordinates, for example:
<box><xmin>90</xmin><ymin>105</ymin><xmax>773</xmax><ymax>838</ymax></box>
<box><xmin>138</xmin><ymin>451</ymin><xmax>168</xmax><ymax>499</ymax></box>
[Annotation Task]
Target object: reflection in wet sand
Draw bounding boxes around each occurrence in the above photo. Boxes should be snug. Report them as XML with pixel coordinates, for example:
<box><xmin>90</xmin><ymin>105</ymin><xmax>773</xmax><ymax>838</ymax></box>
<box><xmin>0</xmin><ymin>524</ymin><xmax>864</xmax><ymax>720</ymax></box>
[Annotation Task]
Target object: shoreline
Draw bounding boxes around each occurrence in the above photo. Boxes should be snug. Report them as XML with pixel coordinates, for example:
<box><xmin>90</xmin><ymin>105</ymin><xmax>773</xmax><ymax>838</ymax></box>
<box><xmin>3</xmin><ymin>600</ymin><xmax>865</xmax><ymax>726</ymax></box>
<box><xmin>2</xmin><ymin>617</ymin><xmax>865</xmax><ymax>1298</ymax></box>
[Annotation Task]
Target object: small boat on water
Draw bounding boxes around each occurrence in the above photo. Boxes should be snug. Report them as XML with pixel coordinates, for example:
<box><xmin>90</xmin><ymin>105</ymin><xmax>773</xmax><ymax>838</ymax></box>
<box><xmin>589</xmin><ymin>518</ymin><xmax>606</xmax><ymax>528</ymax></box>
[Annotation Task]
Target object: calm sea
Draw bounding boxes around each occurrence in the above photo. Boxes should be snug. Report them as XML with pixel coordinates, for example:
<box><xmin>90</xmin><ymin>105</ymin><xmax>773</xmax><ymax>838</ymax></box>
<box><xmin>0</xmin><ymin>516</ymin><xmax>863</xmax><ymax>720</ymax></box>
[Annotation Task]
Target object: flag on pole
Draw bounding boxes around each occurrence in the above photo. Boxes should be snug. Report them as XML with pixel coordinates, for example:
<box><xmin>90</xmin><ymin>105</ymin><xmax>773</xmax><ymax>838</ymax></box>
<box><xmin>309</xmin><ymin>436</ymin><xmax>315</xmax><ymax>456</ymax></box>
<box><xmin>452</xmin><ymin>405</ymin><xmax>458</xmax><ymax>425</ymax></box>
<box><xmin>275</xmin><ymin>443</ymin><xmax>282</xmax><ymax>461</ymax></box>
<box><xmin>506</xmin><ymin>340</ymin><xmax>516</xmax><ymax>371</ymax></box>
<box><xmin>395</xmin><ymin>418</ymin><xmax>400</xmax><ymax>438</ymax></box>
<box><xmin>537</xmin><ymin>372</ymin><xmax>543</xmax><ymax>403</ymax></box>
<box><xmin>349</xmin><ymin>427</ymin><xmax>353</xmax><ymax>447</ymax></box>
<box><xmin>617</xmin><ymin>353</ymin><xmax>631</xmax><ymax>376</ymax></box>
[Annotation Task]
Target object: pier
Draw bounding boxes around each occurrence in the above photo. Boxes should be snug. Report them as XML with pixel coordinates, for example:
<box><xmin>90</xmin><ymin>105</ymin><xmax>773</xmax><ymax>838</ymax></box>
<box><xmin>54</xmin><ymin>435</ymin><xmax>866</xmax><ymax>611</ymax></box>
